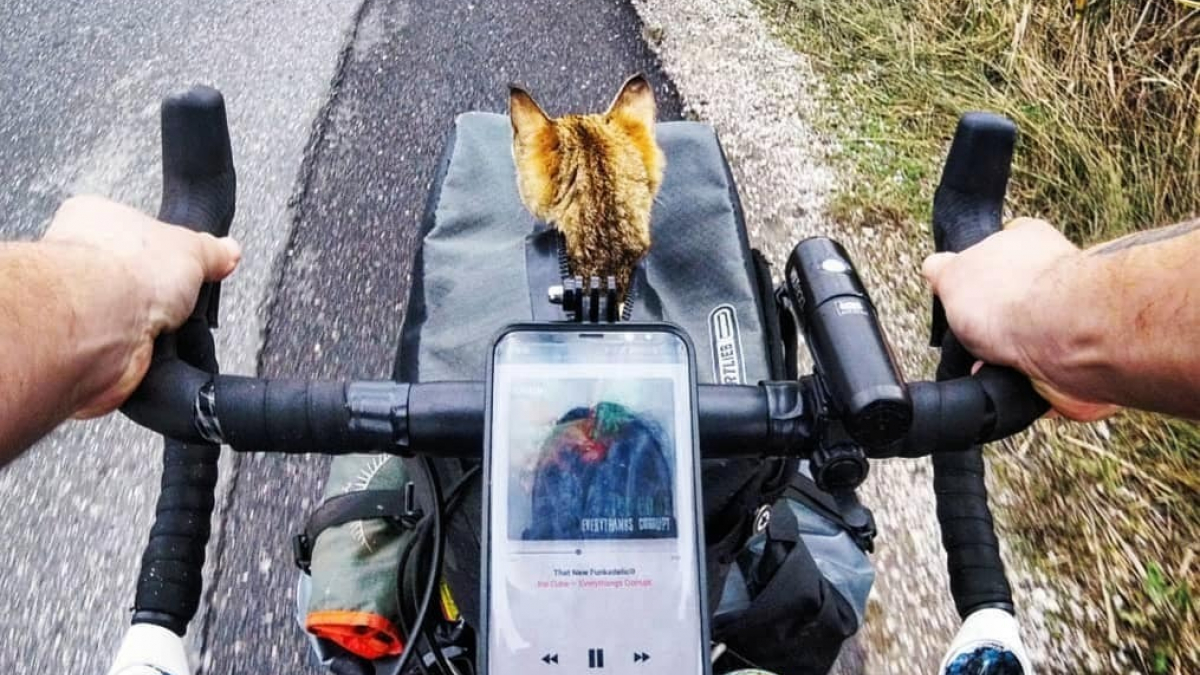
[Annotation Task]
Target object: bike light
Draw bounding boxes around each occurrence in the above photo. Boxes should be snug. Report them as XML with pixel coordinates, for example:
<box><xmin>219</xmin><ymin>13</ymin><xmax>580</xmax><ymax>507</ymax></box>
<box><xmin>784</xmin><ymin>237</ymin><xmax>912</xmax><ymax>447</ymax></box>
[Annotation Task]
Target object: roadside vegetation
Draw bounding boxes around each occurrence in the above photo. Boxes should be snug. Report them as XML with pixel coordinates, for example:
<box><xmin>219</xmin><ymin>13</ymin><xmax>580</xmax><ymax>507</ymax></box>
<box><xmin>753</xmin><ymin>0</ymin><xmax>1198</xmax><ymax>671</ymax></box>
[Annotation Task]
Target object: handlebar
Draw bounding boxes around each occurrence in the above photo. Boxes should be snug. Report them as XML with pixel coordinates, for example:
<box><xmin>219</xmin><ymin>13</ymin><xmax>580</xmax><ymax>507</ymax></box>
<box><xmin>121</xmin><ymin>87</ymin><xmax>1050</xmax><ymax>644</ymax></box>
<box><xmin>930</xmin><ymin>113</ymin><xmax>1049</xmax><ymax>620</ymax></box>
<box><xmin>128</xmin><ymin>86</ymin><xmax>235</xmax><ymax>637</ymax></box>
<box><xmin>124</xmin><ymin>355</ymin><xmax>1041</xmax><ymax>460</ymax></box>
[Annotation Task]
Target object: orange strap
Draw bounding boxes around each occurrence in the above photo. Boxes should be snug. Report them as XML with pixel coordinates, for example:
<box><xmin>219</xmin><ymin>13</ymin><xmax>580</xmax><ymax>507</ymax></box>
<box><xmin>305</xmin><ymin>610</ymin><xmax>405</xmax><ymax>660</ymax></box>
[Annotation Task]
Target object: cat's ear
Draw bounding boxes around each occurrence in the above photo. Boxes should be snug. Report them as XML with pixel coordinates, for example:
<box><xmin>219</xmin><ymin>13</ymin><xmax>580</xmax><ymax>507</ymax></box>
<box><xmin>509</xmin><ymin>85</ymin><xmax>551</xmax><ymax>142</ymax></box>
<box><xmin>606</xmin><ymin>74</ymin><xmax>656</xmax><ymax>127</ymax></box>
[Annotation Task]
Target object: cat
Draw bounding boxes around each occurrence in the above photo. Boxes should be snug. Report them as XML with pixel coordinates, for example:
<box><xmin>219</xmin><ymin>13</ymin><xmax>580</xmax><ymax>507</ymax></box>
<box><xmin>509</xmin><ymin>74</ymin><xmax>665</xmax><ymax>295</ymax></box>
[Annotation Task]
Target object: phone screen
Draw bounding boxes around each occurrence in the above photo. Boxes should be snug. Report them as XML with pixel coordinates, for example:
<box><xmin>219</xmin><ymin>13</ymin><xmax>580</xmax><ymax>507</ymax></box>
<box><xmin>485</xmin><ymin>328</ymin><xmax>706</xmax><ymax>675</ymax></box>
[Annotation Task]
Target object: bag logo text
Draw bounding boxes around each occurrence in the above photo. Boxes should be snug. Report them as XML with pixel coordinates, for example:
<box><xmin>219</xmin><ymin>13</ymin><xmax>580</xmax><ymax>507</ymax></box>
<box><xmin>709</xmin><ymin>304</ymin><xmax>746</xmax><ymax>385</ymax></box>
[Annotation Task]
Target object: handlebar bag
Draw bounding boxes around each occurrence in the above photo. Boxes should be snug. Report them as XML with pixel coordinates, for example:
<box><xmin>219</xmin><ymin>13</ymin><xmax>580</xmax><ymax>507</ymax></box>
<box><xmin>302</xmin><ymin>113</ymin><xmax>865</xmax><ymax>670</ymax></box>
<box><xmin>396</xmin><ymin>111</ymin><xmax>789</xmax><ymax>621</ymax></box>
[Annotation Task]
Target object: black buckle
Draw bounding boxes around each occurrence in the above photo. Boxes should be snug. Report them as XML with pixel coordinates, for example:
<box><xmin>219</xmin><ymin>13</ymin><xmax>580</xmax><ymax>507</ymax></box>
<box><xmin>402</xmin><ymin>481</ymin><xmax>423</xmax><ymax>526</ymax></box>
<box><xmin>554</xmin><ymin>275</ymin><xmax>620</xmax><ymax>322</ymax></box>
<box><xmin>292</xmin><ymin>486</ymin><xmax>420</xmax><ymax>575</ymax></box>
<box><xmin>850</xmin><ymin>509</ymin><xmax>878</xmax><ymax>554</ymax></box>
<box><xmin>293</xmin><ymin>532</ymin><xmax>313</xmax><ymax>574</ymax></box>
<box><xmin>830</xmin><ymin>489</ymin><xmax>877</xmax><ymax>554</ymax></box>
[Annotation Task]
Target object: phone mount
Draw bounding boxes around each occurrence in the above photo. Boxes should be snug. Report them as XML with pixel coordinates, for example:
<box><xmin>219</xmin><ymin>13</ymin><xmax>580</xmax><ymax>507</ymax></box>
<box><xmin>548</xmin><ymin>275</ymin><xmax>622</xmax><ymax>323</ymax></box>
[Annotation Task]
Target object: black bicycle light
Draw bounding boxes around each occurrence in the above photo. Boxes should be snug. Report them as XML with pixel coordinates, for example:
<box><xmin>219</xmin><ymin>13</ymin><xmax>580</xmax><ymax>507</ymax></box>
<box><xmin>784</xmin><ymin>237</ymin><xmax>912</xmax><ymax>447</ymax></box>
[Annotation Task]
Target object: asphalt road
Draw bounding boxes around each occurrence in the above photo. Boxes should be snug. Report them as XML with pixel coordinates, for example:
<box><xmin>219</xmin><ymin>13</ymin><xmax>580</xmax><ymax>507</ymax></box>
<box><xmin>1</xmin><ymin>0</ymin><xmax>681</xmax><ymax>672</ymax></box>
<box><xmin>218</xmin><ymin>0</ymin><xmax>681</xmax><ymax>671</ymax></box>
<box><xmin>0</xmin><ymin>0</ymin><xmax>361</xmax><ymax>671</ymax></box>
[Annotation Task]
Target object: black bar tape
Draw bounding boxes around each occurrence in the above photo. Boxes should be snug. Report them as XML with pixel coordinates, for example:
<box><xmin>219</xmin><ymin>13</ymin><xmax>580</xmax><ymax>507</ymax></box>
<box><xmin>127</xmin><ymin>371</ymin><xmax>817</xmax><ymax>461</ymax></box>
<box><xmin>122</xmin><ymin>343</ymin><xmax>212</xmax><ymax>444</ymax></box>
<box><xmin>975</xmin><ymin>366</ymin><xmax>1049</xmax><ymax>441</ymax></box>
<box><xmin>133</xmin><ymin>440</ymin><xmax>218</xmax><ymax>635</ymax></box>
<box><xmin>216</xmin><ymin>376</ymin><xmax>353</xmax><ymax>453</ymax></box>
<box><xmin>932</xmin><ymin>391</ymin><xmax>1014</xmax><ymax>615</ymax></box>
<box><xmin>932</xmin><ymin>450</ymin><xmax>1013</xmax><ymax>616</ymax></box>
<box><xmin>887</xmin><ymin>380</ymin><xmax>988</xmax><ymax>458</ymax></box>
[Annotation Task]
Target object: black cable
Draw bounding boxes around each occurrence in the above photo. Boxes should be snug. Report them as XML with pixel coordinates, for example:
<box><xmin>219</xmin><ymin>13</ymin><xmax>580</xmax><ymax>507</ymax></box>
<box><xmin>418</xmin><ymin>464</ymin><xmax>479</xmax><ymax>675</ymax></box>
<box><xmin>394</xmin><ymin>516</ymin><xmax>432</xmax><ymax>675</ymax></box>
<box><xmin>443</xmin><ymin>466</ymin><xmax>480</xmax><ymax>517</ymax></box>
<box><xmin>393</xmin><ymin>464</ymin><xmax>479</xmax><ymax>675</ymax></box>
<box><xmin>413</xmin><ymin>517</ymin><xmax>454</xmax><ymax>675</ymax></box>
<box><xmin>393</xmin><ymin>457</ymin><xmax>447</xmax><ymax>675</ymax></box>
<box><xmin>419</xmin><ymin>461</ymin><xmax>456</xmax><ymax>675</ymax></box>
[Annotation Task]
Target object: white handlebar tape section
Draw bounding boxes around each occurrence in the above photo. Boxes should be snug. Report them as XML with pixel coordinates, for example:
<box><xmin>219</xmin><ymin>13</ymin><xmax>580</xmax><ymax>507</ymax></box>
<box><xmin>106</xmin><ymin>623</ymin><xmax>191</xmax><ymax>675</ymax></box>
<box><xmin>939</xmin><ymin>608</ymin><xmax>1033</xmax><ymax>674</ymax></box>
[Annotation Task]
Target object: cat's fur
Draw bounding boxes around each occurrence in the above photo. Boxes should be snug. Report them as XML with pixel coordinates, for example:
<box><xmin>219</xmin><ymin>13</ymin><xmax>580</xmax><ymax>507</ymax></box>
<box><xmin>509</xmin><ymin>75</ymin><xmax>665</xmax><ymax>294</ymax></box>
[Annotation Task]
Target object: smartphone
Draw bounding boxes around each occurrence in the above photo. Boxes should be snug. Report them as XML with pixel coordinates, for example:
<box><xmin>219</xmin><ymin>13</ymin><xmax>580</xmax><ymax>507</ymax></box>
<box><xmin>482</xmin><ymin>323</ymin><xmax>710</xmax><ymax>675</ymax></box>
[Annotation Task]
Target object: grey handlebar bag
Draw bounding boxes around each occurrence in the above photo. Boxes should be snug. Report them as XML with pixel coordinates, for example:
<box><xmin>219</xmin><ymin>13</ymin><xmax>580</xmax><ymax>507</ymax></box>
<box><xmin>296</xmin><ymin>113</ymin><xmax>873</xmax><ymax>674</ymax></box>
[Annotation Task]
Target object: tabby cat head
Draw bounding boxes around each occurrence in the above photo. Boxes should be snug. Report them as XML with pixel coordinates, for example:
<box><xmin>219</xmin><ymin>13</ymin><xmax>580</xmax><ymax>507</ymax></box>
<box><xmin>509</xmin><ymin>75</ymin><xmax>665</xmax><ymax>293</ymax></box>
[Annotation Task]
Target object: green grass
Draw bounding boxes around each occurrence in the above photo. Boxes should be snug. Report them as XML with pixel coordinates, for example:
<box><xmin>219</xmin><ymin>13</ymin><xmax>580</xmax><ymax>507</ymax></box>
<box><xmin>753</xmin><ymin>0</ymin><xmax>1200</xmax><ymax>671</ymax></box>
<box><xmin>759</xmin><ymin>0</ymin><xmax>1199</xmax><ymax>243</ymax></box>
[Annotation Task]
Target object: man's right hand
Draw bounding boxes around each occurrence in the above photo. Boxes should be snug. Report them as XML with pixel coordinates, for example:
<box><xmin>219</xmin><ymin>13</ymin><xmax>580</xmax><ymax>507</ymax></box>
<box><xmin>921</xmin><ymin>218</ymin><xmax>1119</xmax><ymax>421</ymax></box>
<box><xmin>0</xmin><ymin>195</ymin><xmax>242</xmax><ymax>459</ymax></box>
<box><xmin>41</xmin><ymin>195</ymin><xmax>241</xmax><ymax>418</ymax></box>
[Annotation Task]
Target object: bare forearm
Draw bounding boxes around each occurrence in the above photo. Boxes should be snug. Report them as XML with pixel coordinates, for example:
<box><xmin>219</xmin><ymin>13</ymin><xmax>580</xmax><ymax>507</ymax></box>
<box><xmin>0</xmin><ymin>242</ymin><xmax>141</xmax><ymax>460</ymax></box>
<box><xmin>1028</xmin><ymin>219</ymin><xmax>1200</xmax><ymax>417</ymax></box>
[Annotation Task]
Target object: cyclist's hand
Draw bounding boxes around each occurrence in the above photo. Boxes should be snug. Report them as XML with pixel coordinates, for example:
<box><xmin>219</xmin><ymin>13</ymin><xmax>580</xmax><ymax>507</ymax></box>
<box><xmin>41</xmin><ymin>195</ymin><xmax>241</xmax><ymax>418</ymax></box>
<box><xmin>922</xmin><ymin>217</ymin><xmax>1118</xmax><ymax>422</ymax></box>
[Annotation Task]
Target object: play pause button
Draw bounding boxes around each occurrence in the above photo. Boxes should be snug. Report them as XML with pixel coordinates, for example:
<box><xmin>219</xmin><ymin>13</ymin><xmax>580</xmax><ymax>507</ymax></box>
<box><xmin>633</xmin><ymin>652</ymin><xmax>651</xmax><ymax>663</ymax></box>
<box><xmin>587</xmin><ymin>648</ymin><xmax>605</xmax><ymax>668</ymax></box>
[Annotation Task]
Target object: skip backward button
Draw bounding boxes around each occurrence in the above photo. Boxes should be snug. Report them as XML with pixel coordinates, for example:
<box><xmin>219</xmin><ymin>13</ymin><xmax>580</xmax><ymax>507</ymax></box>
<box><xmin>633</xmin><ymin>652</ymin><xmax>651</xmax><ymax>663</ymax></box>
<box><xmin>542</xmin><ymin>654</ymin><xmax>559</xmax><ymax>665</ymax></box>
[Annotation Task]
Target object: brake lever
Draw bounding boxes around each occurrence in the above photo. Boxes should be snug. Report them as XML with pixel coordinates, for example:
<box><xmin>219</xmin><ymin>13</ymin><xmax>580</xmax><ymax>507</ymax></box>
<box><xmin>157</xmin><ymin>86</ymin><xmax>237</xmax><ymax>329</ymax></box>
<box><xmin>930</xmin><ymin>112</ymin><xmax>1050</xmax><ymax>415</ymax></box>
<box><xmin>929</xmin><ymin>112</ymin><xmax>1016</xmax><ymax>349</ymax></box>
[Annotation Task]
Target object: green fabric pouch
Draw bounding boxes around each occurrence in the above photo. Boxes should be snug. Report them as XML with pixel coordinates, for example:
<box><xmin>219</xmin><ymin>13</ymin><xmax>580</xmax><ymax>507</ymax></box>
<box><xmin>304</xmin><ymin>454</ymin><xmax>414</xmax><ymax>660</ymax></box>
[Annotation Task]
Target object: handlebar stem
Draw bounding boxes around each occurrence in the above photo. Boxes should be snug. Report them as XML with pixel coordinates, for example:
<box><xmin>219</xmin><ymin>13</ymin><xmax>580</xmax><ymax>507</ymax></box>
<box><xmin>346</xmin><ymin>382</ymin><xmax>411</xmax><ymax>449</ymax></box>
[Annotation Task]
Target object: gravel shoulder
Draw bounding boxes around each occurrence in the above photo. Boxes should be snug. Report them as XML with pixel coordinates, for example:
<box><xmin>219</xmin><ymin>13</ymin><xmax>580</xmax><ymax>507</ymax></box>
<box><xmin>628</xmin><ymin>0</ymin><xmax>1100</xmax><ymax>671</ymax></box>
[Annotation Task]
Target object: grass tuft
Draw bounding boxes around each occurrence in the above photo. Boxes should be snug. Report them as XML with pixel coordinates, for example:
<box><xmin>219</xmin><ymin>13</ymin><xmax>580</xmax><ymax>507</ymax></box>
<box><xmin>760</xmin><ymin>0</ymin><xmax>1199</xmax><ymax>243</ymax></box>
<box><xmin>998</xmin><ymin>417</ymin><xmax>1199</xmax><ymax>672</ymax></box>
